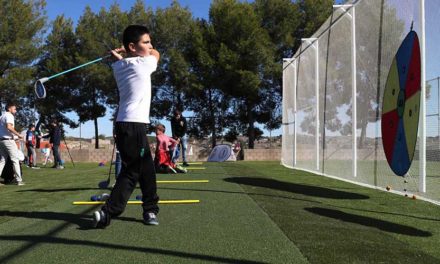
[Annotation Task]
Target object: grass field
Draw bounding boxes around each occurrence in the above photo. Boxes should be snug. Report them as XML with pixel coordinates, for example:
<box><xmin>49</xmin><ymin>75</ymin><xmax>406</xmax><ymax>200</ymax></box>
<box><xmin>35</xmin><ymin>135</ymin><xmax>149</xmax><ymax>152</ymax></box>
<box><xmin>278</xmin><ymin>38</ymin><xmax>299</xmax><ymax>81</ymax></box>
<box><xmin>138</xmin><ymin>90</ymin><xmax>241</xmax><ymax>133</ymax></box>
<box><xmin>0</xmin><ymin>161</ymin><xmax>440</xmax><ymax>263</ymax></box>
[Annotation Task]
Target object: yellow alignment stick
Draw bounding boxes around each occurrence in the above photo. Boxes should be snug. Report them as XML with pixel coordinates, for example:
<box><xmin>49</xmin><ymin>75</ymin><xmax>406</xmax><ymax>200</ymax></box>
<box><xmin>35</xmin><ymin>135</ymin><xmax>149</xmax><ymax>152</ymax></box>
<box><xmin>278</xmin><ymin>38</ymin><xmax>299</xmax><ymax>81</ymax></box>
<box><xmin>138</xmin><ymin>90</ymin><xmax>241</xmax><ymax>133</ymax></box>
<box><xmin>73</xmin><ymin>200</ymin><xmax>200</xmax><ymax>205</ymax></box>
<box><xmin>185</xmin><ymin>167</ymin><xmax>206</xmax><ymax>170</ymax></box>
<box><xmin>157</xmin><ymin>180</ymin><xmax>209</xmax><ymax>183</ymax></box>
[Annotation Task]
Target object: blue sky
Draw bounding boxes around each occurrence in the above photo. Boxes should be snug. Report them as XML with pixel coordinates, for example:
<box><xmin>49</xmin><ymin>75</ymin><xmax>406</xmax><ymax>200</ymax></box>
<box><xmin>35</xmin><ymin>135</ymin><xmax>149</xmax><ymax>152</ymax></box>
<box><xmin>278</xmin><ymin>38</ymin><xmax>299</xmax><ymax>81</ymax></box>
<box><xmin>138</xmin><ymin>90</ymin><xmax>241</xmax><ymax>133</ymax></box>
<box><xmin>45</xmin><ymin>0</ymin><xmax>212</xmax><ymax>21</ymax></box>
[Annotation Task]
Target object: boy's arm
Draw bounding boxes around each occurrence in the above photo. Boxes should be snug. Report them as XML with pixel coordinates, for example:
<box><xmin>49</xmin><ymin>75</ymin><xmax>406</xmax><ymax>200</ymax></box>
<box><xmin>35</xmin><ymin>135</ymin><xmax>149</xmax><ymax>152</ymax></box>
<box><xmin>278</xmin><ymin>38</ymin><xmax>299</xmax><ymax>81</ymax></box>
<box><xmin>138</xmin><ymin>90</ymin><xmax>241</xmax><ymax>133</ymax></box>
<box><xmin>110</xmin><ymin>46</ymin><xmax>125</xmax><ymax>60</ymax></box>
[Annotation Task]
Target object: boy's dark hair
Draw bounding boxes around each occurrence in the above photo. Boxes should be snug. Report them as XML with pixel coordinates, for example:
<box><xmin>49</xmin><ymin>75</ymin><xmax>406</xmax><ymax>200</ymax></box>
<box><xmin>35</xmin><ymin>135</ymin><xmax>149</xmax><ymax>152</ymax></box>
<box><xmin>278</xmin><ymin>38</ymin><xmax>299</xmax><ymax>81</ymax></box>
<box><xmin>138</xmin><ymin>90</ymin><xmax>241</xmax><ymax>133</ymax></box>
<box><xmin>173</xmin><ymin>109</ymin><xmax>181</xmax><ymax>116</ymax></box>
<box><xmin>156</xmin><ymin>124</ymin><xmax>165</xmax><ymax>133</ymax></box>
<box><xmin>5</xmin><ymin>101</ymin><xmax>16</xmax><ymax>111</ymax></box>
<box><xmin>29</xmin><ymin>124</ymin><xmax>35</xmax><ymax>129</ymax></box>
<box><xmin>123</xmin><ymin>25</ymin><xmax>150</xmax><ymax>52</ymax></box>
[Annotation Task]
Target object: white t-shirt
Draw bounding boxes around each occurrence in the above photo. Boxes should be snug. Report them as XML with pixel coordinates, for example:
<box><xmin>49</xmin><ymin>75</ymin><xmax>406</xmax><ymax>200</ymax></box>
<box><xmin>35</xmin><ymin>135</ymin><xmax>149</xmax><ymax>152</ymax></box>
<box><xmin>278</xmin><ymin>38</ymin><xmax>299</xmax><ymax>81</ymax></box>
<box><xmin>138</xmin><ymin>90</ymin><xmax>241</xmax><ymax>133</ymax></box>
<box><xmin>0</xmin><ymin>112</ymin><xmax>14</xmax><ymax>139</ymax></box>
<box><xmin>112</xmin><ymin>56</ymin><xmax>158</xmax><ymax>124</ymax></box>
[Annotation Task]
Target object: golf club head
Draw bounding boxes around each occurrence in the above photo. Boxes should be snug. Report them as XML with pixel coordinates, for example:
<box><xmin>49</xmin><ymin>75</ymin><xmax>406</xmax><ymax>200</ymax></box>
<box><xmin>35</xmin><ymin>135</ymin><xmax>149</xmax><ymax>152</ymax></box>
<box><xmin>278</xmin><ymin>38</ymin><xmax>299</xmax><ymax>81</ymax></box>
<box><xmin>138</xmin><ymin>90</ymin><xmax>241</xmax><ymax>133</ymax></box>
<box><xmin>34</xmin><ymin>77</ymin><xmax>49</xmax><ymax>99</ymax></box>
<box><xmin>98</xmin><ymin>180</ymin><xmax>110</xmax><ymax>189</ymax></box>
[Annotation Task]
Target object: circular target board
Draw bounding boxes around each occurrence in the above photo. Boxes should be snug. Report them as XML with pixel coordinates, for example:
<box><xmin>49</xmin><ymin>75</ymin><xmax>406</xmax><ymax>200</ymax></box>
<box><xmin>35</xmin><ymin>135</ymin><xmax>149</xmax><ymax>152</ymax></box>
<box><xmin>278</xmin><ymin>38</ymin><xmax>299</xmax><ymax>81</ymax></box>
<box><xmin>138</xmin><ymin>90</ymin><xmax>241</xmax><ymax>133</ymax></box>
<box><xmin>381</xmin><ymin>31</ymin><xmax>421</xmax><ymax>176</ymax></box>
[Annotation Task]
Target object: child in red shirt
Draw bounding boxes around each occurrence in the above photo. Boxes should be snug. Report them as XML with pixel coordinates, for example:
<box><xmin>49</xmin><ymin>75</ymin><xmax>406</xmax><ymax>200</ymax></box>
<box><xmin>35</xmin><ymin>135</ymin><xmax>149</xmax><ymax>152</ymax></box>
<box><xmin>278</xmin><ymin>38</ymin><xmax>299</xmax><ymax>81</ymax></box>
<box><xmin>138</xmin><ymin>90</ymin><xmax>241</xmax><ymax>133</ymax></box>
<box><xmin>154</xmin><ymin>124</ymin><xmax>186</xmax><ymax>173</ymax></box>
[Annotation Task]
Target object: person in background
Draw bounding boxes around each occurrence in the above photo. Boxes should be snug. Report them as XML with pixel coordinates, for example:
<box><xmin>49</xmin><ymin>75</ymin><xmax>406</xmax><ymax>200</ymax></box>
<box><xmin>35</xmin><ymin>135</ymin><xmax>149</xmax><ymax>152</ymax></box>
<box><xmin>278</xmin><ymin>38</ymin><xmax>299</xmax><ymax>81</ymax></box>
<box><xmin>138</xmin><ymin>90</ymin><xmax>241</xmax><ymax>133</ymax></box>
<box><xmin>171</xmin><ymin>109</ymin><xmax>189</xmax><ymax>166</ymax></box>
<box><xmin>25</xmin><ymin>124</ymin><xmax>39</xmax><ymax>168</ymax></box>
<box><xmin>154</xmin><ymin>124</ymin><xmax>186</xmax><ymax>174</ymax></box>
<box><xmin>0</xmin><ymin>102</ymin><xmax>25</xmax><ymax>185</ymax></box>
<box><xmin>43</xmin><ymin>119</ymin><xmax>63</xmax><ymax>169</ymax></box>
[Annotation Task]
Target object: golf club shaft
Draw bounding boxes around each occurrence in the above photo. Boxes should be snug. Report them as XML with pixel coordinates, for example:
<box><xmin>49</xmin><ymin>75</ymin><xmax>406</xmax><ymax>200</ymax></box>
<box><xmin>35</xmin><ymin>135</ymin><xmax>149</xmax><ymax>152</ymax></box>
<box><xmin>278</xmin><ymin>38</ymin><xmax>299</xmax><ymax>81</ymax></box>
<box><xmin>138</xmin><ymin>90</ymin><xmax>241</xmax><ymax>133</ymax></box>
<box><xmin>47</xmin><ymin>55</ymin><xmax>111</xmax><ymax>80</ymax></box>
<box><xmin>108</xmin><ymin>142</ymin><xmax>116</xmax><ymax>181</ymax></box>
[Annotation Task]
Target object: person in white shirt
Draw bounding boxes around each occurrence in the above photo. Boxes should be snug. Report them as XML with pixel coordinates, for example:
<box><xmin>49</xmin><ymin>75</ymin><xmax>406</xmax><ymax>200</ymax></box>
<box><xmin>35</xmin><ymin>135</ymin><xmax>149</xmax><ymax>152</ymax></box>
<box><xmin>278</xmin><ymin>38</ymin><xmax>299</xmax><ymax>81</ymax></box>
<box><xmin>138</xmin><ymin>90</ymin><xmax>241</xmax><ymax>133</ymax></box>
<box><xmin>0</xmin><ymin>102</ymin><xmax>24</xmax><ymax>185</ymax></box>
<box><xmin>93</xmin><ymin>25</ymin><xmax>160</xmax><ymax>228</ymax></box>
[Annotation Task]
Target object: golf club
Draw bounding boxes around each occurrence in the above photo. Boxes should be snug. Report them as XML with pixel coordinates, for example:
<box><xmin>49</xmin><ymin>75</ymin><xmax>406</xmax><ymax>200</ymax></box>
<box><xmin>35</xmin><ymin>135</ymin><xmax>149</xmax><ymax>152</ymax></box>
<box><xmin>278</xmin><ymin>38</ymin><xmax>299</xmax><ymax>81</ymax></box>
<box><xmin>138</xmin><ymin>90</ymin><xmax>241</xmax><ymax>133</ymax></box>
<box><xmin>34</xmin><ymin>55</ymin><xmax>111</xmax><ymax>99</ymax></box>
<box><xmin>98</xmin><ymin>141</ymin><xmax>116</xmax><ymax>189</ymax></box>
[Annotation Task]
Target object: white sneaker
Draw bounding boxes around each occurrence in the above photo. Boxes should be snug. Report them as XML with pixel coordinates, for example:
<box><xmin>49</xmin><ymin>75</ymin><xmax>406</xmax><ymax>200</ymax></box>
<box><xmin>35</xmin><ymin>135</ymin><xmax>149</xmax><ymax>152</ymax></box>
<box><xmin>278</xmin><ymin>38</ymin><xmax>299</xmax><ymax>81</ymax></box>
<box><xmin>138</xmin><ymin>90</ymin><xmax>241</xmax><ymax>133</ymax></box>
<box><xmin>93</xmin><ymin>210</ymin><xmax>109</xmax><ymax>228</ymax></box>
<box><xmin>17</xmin><ymin>181</ymin><xmax>25</xmax><ymax>186</ymax></box>
<box><xmin>143</xmin><ymin>212</ymin><xmax>159</xmax><ymax>225</ymax></box>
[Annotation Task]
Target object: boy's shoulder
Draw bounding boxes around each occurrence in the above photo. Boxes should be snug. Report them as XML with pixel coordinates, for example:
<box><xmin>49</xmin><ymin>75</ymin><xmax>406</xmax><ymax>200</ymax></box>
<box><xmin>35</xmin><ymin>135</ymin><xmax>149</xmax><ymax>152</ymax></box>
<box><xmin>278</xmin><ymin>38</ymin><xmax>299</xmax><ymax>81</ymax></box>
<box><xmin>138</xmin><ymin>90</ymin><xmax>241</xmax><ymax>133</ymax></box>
<box><xmin>113</xmin><ymin>56</ymin><xmax>157</xmax><ymax>67</ymax></box>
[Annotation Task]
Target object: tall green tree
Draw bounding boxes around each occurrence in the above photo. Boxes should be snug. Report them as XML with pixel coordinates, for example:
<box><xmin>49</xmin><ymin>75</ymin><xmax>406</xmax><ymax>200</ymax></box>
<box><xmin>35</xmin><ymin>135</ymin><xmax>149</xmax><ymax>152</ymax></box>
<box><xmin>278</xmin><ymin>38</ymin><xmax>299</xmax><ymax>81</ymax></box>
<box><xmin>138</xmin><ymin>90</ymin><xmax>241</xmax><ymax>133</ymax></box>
<box><xmin>185</xmin><ymin>19</ymin><xmax>232</xmax><ymax>147</ymax></box>
<box><xmin>36</xmin><ymin>15</ymin><xmax>79</xmax><ymax>128</ymax></box>
<box><xmin>150</xmin><ymin>1</ymin><xmax>195</xmax><ymax>121</ymax></box>
<box><xmin>209</xmin><ymin>0</ymin><xmax>275</xmax><ymax>148</ymax></box>
<box><xmin>127</xmin><ymin>0</ymin><xmax>154</xmax><ymax>30</ymax></box>
<box><xmin>253</xmin><ymin>0</ymin><xmax>301</xmax><ymax>139</ymax></box>
<box><xmin>254</xmin><ymin>0</ymin><xmax>301</xmax><ymax>59</ymax></box>
<box><xmin>97</xmin><ymin>2</ymin><xmax>131</xmax><ymax>108</ymax></box>
<box><xmin>297</xmin><ymin>0</ymin><xmax>334</xmax><ymax>39</ymax></box>
<box><xmin>73</xmin><ymin>6</ymin><xmax>115</xmax><ymax>149</ymax></box>
<box><xmin>0</xmin><ymin>0</ymin><xmax>46</xmax><ymax>116</ymax></box>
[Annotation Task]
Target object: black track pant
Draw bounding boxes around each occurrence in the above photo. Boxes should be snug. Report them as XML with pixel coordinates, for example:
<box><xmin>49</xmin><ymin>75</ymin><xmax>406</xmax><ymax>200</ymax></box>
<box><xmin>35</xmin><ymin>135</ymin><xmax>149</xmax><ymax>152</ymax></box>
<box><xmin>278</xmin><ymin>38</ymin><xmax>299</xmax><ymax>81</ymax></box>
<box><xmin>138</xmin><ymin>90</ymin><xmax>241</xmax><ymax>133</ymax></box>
<box><xmin>103</xmin><ymin>122</ymin><xmax>159</xmax><ymax>217</ymax></box>
<box><xmin>52</xmin><ymin>145</ymin><xmax>61</xmax><ymax>166</ymax></box>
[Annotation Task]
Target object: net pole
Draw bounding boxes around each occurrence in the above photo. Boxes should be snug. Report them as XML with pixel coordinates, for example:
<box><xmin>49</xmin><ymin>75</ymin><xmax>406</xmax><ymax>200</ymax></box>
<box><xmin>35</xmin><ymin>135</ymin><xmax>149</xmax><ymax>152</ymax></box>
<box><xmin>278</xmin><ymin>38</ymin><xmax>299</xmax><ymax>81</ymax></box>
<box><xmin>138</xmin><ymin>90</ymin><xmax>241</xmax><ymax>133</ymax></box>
<box><xmin>438</xmin><ymin>77</ymin><xmax>440</xmax><ymax>153</ymax></box>
<box><xmin>351</xmin><ymin>6</ymin><xmax>357</xmax><ymax>178</ymax></box>
<box><xmin>419</xmin><ymin>0</ymin><xmax>426</xmax><ymax>193</ymax></box>
<box><xmin>315</xmin><ymin>40</ymin><xmax>320</xmax><ymax>172</ymax></box>
<box><xmin>303</xmin><ymin>38</ymin><xmax>319</xmax><ymax>171</ymax></box>
<box><xmin>301</xmin><ymin>38</ymin><xmax>319</xmax><ymax>171</ymax></box>
<box><xmin>293</xmin><ymin>60</ymin><xmax>297</xmax><ymax>167</ymax></box>
<box><xmin>282</xmin><ymin>59</ymin><xmax>292</xmax><ymax>167</ymax></box>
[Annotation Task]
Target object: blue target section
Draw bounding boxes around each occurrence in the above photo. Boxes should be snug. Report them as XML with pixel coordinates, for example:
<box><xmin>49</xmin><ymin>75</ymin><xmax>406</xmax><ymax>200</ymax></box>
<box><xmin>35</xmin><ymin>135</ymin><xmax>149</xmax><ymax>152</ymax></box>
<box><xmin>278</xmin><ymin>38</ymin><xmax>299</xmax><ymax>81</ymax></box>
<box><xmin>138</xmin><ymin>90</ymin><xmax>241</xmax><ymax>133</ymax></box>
<box><xmin>390</xmin><ymin>119</ymin><xmax>410</xmax><ymax>176</ymax></box>
<box><xmin>395</xmin><ymin>32</ymin><xmax>415</xmax><ymax>92</ymax></box>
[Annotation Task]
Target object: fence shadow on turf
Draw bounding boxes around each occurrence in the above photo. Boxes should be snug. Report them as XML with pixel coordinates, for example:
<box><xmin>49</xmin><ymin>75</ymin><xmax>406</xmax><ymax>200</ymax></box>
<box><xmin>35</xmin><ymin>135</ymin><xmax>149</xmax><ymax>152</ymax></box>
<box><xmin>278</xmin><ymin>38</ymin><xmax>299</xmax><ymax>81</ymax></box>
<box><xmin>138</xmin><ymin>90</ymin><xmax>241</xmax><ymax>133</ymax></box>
<box><xmin>0</xmin><ymin>210</ymin><xmax>92</xmax><ymax>227</ymax></box>
<box><xmin>0</xmin><ymin>210</ymin><xmax>144</xmax><ymax>230</ymax></box>
<box><xmin>16</xmin><ymin>187</ymin><xmax>104</xmax><ymax>193</ymax></box>
<box><xmin>0</xmin><ymin>235</ymin><xmax>266</xmax><ymax>264</ymax></box>
<box><xmin>76</xmin><ymin>216</ymin><xmax>145</xmax><ymax>230</ymax></box>
<box><xmin>304</xmin><ymin>207</ymin><xmax>432</xmax><ymax>237</ymax></box>
<box><xmin>224</xmin><ymin>177</ymin><xmax>369</xmax><ymax>200</ymax></box>
<box><xmin>328</xmin><ymin>204</ymin><xmax>440</xmax><ymax>222</ymax></box>
<box><xmin>158</xmin><ymin>186</ymin><xmax>323</xmax><ymax>204</ymax></box>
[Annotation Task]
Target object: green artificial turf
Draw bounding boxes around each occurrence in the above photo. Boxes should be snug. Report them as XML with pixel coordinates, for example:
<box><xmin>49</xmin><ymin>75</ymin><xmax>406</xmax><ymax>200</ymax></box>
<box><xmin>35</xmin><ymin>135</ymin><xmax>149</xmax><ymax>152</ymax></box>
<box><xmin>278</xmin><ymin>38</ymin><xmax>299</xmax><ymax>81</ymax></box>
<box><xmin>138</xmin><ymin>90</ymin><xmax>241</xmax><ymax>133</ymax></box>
<box><xmin>222</xmin><ymin>162</ymin><xmax>440</xmax><ymax>263</ymax></box>
<box><xmin>0</xmin><ymin>161</ymin><xmax>439</xmax><ymax>263</ymax></box>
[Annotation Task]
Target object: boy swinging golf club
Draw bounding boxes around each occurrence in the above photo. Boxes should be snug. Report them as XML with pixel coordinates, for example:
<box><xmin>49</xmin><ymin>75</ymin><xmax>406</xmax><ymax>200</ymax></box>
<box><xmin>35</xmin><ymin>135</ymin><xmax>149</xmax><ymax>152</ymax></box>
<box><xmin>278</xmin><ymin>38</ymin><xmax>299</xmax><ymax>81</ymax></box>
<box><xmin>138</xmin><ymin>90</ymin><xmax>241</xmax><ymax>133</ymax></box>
<box><xmin>93</xmin><ymin>25</ymin><xmax>160</xmax><ymax>228</ymax></box>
